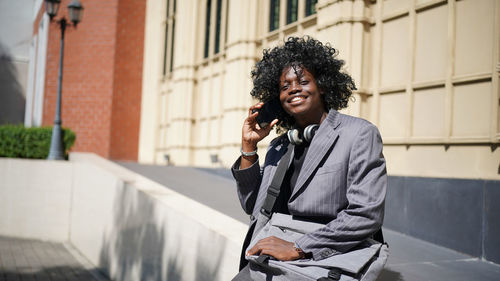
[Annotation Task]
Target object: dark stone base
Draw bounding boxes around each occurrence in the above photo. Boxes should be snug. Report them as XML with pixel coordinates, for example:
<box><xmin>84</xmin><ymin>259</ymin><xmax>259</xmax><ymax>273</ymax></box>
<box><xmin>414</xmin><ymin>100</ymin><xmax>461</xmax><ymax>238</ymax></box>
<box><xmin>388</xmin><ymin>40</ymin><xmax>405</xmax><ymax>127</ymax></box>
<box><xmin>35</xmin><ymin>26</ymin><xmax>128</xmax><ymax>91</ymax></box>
<box><xmin>384</xmin><ymin>176</ymin><xmax>500</xmax><ymax>264</ymax></box>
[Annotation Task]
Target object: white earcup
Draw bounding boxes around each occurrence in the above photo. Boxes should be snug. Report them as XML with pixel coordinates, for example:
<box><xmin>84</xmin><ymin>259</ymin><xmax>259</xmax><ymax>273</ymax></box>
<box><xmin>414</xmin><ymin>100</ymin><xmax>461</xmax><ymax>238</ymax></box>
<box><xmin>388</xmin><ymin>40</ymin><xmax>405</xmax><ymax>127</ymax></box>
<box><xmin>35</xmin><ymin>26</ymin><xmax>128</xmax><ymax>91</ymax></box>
<box><xmin>303</xmin><ymin>124</ymin><xmax>319</xmax><ymax>143</ymax></box>
<box><xmin>287</xmin><ymin>129</ymin><xmax>303</xmax><ymax>145</ymax></box>
<box><xmin>287</xmin><ymin>124</ymin><xmax>319</xmax><ymax>145</ymax></box>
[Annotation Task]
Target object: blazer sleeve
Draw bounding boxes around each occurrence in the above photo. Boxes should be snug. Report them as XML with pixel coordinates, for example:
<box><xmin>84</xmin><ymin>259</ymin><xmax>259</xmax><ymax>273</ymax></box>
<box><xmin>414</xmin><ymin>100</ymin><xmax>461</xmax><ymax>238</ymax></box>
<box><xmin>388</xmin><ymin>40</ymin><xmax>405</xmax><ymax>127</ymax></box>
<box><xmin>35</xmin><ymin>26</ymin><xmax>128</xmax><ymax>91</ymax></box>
<box><xmin>295</xmin><ymin>123</ymin><xmax>387</xmax><ymax>261</ymax></box>
<box><xmin>231</xmin><ymin>156</ymin><xmax>263</xmax><ymax>215</ymax></box>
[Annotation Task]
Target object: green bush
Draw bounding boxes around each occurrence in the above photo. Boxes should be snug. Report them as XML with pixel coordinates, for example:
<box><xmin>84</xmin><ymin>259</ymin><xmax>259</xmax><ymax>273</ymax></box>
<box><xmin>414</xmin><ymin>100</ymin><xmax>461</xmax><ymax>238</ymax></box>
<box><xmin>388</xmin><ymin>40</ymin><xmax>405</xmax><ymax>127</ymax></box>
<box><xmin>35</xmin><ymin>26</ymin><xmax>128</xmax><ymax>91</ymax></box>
<box><xmin>0</xmin><ymin>125</ymin><xmax>76</xmax><ymax>159</ymax></box>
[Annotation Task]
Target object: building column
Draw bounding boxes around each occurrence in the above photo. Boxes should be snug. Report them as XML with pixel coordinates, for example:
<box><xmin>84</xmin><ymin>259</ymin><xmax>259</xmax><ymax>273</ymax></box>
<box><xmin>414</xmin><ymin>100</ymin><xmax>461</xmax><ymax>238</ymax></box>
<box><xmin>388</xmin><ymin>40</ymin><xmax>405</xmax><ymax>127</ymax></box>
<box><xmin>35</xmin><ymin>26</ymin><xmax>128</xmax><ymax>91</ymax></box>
<box><xmin>316</xmin><ymin>0</ymin><xmax>372</xmax><ymax>119</ymax></box>
<box><xmin>218</xmin><ymin>0</ymin><xmax>261</xmax><ymax>165</ymax></box>
<box><xmin>161</xmin><ymin>0</ymin><xmax>199</xmax><ymax>165</ymax></box>
<box><xmin>138</xmin><ymin>0</ymin><xmax>164</xmax><ymax>163</ymax></box>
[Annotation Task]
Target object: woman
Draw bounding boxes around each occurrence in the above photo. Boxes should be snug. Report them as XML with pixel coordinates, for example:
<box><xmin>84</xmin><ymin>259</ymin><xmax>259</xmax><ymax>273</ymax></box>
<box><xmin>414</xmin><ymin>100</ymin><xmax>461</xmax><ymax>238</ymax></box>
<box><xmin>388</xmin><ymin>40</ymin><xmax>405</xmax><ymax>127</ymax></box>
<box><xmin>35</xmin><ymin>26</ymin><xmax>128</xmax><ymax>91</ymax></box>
<box><xmin>232</xmin><ymin>36</ymin><xmax>387</xmax><ymax>277</ymax></box>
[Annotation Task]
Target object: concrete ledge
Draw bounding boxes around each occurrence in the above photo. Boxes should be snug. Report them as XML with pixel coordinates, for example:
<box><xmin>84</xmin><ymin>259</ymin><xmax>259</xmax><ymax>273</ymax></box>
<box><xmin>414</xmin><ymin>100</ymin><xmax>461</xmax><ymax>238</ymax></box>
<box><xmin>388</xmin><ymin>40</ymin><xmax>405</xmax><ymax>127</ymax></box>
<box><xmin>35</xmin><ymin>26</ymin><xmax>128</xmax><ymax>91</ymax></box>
<box><xmin>0</xmin><ymin>158</ymin><xmax>73</xmax><ymax>241</ymax></box>
<box><xmin>0</xmin><ymin>154</ymin><xmax>248</xmax><ymax>280</ymax></box>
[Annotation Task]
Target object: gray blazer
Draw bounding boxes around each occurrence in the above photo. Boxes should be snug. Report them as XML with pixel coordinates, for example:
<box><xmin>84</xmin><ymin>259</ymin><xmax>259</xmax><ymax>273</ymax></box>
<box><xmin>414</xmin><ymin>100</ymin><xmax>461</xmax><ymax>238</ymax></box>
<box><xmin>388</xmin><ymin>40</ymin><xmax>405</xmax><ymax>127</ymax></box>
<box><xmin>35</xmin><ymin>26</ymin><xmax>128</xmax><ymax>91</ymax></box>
<box><xmin>232</xmin><ymin>110</ymin><xmax>387</xmax><ymax>261</ymax></box>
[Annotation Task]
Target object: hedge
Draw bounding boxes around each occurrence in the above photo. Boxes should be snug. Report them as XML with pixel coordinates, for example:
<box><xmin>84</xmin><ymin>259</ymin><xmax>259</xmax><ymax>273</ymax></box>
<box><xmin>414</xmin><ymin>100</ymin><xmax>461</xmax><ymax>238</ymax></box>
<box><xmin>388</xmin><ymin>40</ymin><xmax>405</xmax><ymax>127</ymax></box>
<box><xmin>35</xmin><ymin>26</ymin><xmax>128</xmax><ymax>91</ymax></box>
<box><xmin>0</xmin><ymin>125</ymin><xmax>76</xmax><ymax>159</ymax></box>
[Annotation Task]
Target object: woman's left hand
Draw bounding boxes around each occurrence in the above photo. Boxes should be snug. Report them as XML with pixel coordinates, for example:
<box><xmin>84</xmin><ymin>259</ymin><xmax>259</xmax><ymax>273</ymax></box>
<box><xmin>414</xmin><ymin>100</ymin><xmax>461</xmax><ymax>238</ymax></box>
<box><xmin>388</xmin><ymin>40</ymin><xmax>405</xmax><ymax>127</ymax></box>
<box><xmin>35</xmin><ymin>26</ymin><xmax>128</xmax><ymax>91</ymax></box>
<box><xmin>246</xmin><ymin>236</ymin><xmax>301</xmax><ymax>261</ymax></box>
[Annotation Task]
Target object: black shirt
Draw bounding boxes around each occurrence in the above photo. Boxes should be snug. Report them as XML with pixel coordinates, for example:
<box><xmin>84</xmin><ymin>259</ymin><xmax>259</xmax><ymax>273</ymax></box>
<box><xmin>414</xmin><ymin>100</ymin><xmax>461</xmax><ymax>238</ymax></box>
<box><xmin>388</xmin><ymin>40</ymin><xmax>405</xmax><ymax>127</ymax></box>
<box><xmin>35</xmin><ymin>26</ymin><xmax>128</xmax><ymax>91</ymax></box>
<box><xmin>272</xmin><ymin>143</ymin><xmax>309</xmax><ymax>214</ymax></box>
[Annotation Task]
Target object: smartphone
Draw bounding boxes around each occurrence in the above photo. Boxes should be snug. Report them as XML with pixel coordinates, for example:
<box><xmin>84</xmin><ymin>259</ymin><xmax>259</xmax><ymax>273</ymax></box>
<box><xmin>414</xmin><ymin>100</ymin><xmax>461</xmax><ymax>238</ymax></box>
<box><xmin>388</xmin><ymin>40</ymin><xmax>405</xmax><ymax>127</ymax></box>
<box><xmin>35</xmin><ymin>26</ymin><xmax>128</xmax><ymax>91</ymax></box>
<box><xmin>252</xmin><ymin>99</ymin><xmax>281</xmax><ymax>128</ymax></box>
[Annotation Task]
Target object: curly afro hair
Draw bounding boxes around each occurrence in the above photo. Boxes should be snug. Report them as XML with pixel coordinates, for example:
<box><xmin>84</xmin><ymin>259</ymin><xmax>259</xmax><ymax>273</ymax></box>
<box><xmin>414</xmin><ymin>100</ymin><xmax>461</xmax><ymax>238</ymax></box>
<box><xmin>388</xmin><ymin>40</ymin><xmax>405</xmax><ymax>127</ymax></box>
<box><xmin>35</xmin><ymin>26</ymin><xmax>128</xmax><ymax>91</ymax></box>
<box><xmin>250</xmin><ymin>36</ymin><xmax>356</xmax><ymax>131</ymax></box>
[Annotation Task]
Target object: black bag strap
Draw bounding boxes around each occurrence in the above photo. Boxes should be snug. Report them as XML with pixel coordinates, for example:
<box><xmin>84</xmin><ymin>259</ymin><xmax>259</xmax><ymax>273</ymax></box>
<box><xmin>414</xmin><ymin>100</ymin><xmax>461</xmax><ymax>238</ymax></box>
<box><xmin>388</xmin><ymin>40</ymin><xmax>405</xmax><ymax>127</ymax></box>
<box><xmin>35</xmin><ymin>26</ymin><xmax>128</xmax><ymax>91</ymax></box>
<box><xmin>317</xmin><ymin>268</ymin><xmax>342</xmax><ymax>281</ymax></box>
<box><xmin>260</xmin><ymin>142</ymin><xmax>294</xmax><ymax>218</ymax></box>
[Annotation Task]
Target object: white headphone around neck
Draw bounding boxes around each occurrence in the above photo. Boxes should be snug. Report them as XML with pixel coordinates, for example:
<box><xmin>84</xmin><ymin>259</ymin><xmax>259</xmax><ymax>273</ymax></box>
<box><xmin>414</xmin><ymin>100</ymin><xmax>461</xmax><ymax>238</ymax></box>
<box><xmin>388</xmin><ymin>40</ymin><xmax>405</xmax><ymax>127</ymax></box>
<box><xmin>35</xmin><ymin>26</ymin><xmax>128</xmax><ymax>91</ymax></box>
<box><xmin>287</xmin><ymin>124</ymin><xmax>320</xmax><ymax>145</ymax></box>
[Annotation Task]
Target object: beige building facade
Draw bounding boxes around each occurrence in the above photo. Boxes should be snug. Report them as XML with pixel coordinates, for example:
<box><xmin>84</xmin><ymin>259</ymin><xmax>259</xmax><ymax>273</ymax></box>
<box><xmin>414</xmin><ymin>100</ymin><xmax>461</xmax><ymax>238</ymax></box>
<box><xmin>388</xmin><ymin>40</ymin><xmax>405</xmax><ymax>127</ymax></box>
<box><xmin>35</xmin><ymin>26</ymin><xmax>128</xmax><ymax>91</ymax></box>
<box><xmin>137</xmin><ymin>0</ymin><xmax>500</xmax><ymax>263</ymax></box>
<box><xmin>139</xmin><ymin>0</ymin><xmax>499</xmax><ymax>181</ymax></box>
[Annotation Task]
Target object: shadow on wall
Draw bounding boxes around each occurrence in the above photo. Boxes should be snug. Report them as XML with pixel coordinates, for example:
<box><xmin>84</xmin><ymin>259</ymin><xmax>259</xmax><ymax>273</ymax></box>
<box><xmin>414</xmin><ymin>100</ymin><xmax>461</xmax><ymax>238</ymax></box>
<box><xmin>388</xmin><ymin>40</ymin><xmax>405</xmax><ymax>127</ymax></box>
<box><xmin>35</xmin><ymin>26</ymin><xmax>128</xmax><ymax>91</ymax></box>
<box><xmin>0</xmin><ymin>42</ymin><xmax>25</xmax><ymax>125</ymax></box>
<box><xmin>98</xmin><ymin>183</ymin><xmax>168</xmax><ymax>281</ymax></box>
<box><xmin>194</xmin><ymin>229</ymin><xmax>227</xmax><ymax>281</ymax></box>
<box><xmin>98</xmin><ymin>182</ymin><xmax>228</xmax><ymax>281</ymax></box>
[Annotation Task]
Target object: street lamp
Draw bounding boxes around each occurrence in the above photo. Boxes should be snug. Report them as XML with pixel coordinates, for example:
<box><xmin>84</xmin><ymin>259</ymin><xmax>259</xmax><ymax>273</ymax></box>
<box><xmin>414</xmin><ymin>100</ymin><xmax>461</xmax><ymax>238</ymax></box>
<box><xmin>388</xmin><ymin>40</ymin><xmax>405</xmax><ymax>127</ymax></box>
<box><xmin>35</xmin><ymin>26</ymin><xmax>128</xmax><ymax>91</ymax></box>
<box><xmin>46</xmin><ymin>0</ymin><xmax>84</xmax><ymax>160</ymax></box>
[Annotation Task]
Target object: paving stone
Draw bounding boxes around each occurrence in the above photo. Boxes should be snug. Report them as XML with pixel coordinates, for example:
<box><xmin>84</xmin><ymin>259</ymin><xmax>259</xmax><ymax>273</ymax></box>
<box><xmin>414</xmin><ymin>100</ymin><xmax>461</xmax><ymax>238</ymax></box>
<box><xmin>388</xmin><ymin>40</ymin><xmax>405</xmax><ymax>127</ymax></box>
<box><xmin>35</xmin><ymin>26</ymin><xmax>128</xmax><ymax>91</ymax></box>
<box><xmin>376</xmin><ymin>229</ymin><xmax>500</xmax><ymax>281</ymax></box>
<box><xmin>34</xmin><ymin>272</ymin><xmax>52</xmax><ymax>281</ymax></box>
<box><xmin>3</xmin><ymin>273</ymin><xmax>19</xmax><ymax>281</ymax></box>
<box><xmin>0</xmin><ymin>236</ymin><xmax>109</xmax><ymax>281</ymax></box>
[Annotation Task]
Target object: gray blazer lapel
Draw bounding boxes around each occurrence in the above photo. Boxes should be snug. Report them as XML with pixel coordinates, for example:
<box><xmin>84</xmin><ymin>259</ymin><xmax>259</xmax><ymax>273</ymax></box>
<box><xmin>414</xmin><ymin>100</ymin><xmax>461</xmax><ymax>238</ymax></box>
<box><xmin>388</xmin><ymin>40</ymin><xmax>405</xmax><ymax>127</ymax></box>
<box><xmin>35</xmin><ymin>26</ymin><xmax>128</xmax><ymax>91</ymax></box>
<box><xmin>291</xmin><ymin>110</ymin><xmax>341</xmax><ymax>199</ymax></box>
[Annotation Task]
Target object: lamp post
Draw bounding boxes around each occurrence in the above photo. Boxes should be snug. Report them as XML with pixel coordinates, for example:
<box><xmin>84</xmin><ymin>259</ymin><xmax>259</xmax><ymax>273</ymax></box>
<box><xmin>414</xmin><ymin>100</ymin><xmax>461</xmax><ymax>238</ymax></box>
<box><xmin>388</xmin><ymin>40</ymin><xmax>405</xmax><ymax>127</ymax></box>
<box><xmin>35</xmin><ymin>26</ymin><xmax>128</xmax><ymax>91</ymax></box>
<box><xmin>46</xmin><ymin>0</ymin><xmax>84</xmax><ymax>160</ymax></box>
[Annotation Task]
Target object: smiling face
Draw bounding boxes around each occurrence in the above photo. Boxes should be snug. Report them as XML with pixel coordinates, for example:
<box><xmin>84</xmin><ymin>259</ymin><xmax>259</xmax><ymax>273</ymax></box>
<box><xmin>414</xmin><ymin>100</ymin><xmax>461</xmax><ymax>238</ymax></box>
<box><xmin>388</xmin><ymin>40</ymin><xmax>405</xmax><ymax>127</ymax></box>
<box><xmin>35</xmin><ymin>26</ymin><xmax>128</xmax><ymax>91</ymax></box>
<box><xmin>279</xmin><ymin>65</ymin><xmax>328</xmax><ymax>128</ymax></box>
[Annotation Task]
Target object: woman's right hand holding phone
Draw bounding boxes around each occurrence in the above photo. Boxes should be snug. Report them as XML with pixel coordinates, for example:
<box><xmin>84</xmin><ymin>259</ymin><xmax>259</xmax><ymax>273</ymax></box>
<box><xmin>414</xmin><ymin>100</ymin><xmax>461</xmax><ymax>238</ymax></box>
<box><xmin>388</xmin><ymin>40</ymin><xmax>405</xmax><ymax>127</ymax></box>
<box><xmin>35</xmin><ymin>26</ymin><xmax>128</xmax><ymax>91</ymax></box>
<box><xmin>240</xmin><ymin>102</ymin><xmax>278</xmax><ymax>168</ymax></box>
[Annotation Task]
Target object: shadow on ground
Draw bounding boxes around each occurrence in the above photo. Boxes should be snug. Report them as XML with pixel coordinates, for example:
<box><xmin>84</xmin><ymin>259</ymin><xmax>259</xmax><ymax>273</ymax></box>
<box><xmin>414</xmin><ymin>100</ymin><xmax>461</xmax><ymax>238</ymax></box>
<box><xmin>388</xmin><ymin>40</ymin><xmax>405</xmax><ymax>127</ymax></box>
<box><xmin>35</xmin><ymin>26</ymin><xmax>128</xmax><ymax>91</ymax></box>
<box><xmin>377</xmin><ymin>267</ymin><xmax>404</xmax><ymax>281</ymax></box>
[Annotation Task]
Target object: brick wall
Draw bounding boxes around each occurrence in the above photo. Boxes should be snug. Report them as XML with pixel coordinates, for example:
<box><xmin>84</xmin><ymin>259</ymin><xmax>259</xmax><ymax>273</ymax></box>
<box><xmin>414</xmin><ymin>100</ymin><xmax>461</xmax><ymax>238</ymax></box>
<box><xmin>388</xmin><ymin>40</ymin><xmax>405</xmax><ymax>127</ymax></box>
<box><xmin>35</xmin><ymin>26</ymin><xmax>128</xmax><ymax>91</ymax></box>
<box><xmin>109</xmin><ymin>0</ymin><xmax>146</xmax><ymax>160</ymax></box>
<box><xmin>40</xmin><ymin>0</ymin><xmax>144</xmax><ymax>160</ymax></box>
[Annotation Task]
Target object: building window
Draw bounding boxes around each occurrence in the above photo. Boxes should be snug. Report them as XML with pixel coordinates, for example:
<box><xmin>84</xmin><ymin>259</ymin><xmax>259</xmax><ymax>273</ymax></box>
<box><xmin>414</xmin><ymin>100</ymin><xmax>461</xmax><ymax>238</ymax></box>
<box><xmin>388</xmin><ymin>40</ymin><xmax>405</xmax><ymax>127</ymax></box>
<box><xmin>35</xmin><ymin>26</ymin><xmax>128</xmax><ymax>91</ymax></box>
<box><xmin>269</xmin><ymin>0</ymin><xmax>280</xmax><ymax>31</ymax></box>
<box><xmin>214</xmin><ymin>0</ymin><xmax>222</xmax><ymax>54</ymax></box>
<box><xmin>163</xmin><ymin>0</ymin><xmax>176</xmax><ymax>75</ymax></box>
<box><xmin>204</xmin><ymin>0</ymin><xmax>226</xmax><ymax>58</ymax></box>
<box><xmin>204</xmin><ymin>0</ymin><xmax>211</xmax><ymax>58</ymax></box>
<box><xmin>270</xmin><ymin>0</ymin><xmax>317</xmax><ymax>33</ymax></box>
<box><xmin>169</xmin><ymin>20</ymin><xmax>175</xmax><ymax>72</ymax></box>
<box><xmin>305</xmin><ymin>0</ymin><xmax>318</xmax><ymax>17</ymax></box>
<box><xmin>286</xmin><ymin>0</ymin><xmax>298</xmax><ymax>24</ymax></box>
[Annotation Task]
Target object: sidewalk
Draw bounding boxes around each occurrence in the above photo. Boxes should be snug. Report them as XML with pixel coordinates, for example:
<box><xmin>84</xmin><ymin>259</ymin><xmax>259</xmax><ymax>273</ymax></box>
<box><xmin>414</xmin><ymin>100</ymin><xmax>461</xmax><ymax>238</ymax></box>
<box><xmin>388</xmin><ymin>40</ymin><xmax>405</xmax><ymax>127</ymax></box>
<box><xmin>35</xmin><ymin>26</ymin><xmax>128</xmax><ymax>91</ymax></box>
<box><xmin>118</xmin><ymin>162</ymin><xmax>500</xmax><ymax>281</ymax></box>
<box><xmin>380</xmin><ymin>229</ymin><xmax>500</xmax><ymax>281</ymax></box>
<box><xmin>0</xmin><ymin>236</ymin><xmax>108</xmax><ymax>281</ymax></box>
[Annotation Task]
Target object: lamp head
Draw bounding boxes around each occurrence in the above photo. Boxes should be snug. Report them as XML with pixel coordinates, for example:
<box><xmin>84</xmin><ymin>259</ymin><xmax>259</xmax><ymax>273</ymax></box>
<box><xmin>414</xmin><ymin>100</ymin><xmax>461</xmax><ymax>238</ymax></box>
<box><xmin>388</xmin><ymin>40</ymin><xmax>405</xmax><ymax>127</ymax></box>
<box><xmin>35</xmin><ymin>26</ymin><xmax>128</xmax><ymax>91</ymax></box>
<box><xmin>68</xmin><ymin>0</ymin><xmax>84</xmax><ymax>26</ymax></box>
<box><xmin>44</xmin><ymin>0</ymin><xmax>61</xmax><ymax>19</ymax></box>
